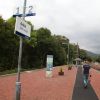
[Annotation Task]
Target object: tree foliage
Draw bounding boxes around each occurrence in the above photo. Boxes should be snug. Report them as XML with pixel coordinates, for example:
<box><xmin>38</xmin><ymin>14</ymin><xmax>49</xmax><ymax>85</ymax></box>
<box><xmin>95</xmin><ymin>56</ymin><xmax>100</xmax><ymax>63</ymax></box>
<box><xmin>0</xmin><ymin>16</ymin><xmax>92</xmax><ymax>72</ymax></box>
<box><xmin>0</xmin><ymin>16</ymin><xmax>19</xmax><ymax>71</ymax></box>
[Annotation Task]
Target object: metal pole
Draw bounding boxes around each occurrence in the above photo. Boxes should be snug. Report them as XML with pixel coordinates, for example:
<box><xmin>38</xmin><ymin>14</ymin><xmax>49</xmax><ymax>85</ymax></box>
<box><xmin>67</xmin><ymin>39</ymin><xmax>69</xmax><ymax>65</ymax></box>
<box><xmin>77</xmin><ymin>43</ymin><xmax>79</xmax><ymax>66</ymax></box>
<box><xmin>15</xmin><ymin>0</ymin><xmax>27</xmax><ymax>100</ymax></box>
<box><xmin>76</xmin><ymin>43</ymin><xmax>79</xmax><ymax>58</ymax></box>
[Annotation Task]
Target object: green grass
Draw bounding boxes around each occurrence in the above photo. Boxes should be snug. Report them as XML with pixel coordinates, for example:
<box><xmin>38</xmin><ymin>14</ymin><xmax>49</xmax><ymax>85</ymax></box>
<box><xmin>0</xmin><ymin>67</ymin><xmax>42</xmax><ymax>76</ymax></box>
<box><xmin>0</xmin><ymin>69</ymin><xmax>17</xmax><ymax>75</ymax></box>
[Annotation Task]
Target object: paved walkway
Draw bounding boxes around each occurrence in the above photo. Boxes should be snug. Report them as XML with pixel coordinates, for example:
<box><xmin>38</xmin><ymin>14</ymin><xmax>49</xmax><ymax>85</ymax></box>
<box><xmin>90</xmin><ymin>68</ymin><xmax>100</xmax><ymax>100</ymax></box>
<box><xmin>72</xmin><ymin>66</ymin><xmax>99</xmax><ymax>100</ymax></box>
<box><xmin>0</xmin><ymin>65</ymin><xmax>100</xmax><ymax>100</ymax></box>
<box><xmin>0</xmin><ymin>66</ymin><xmax>77</xmax><ymax>100</ymax></box>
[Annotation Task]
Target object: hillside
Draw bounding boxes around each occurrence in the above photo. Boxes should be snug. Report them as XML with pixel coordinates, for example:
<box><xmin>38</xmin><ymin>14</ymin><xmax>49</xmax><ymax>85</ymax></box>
<box><xmin>85</xmin><ymin>50</ymin><xmax>99</xmax><ymax>57</ymax></box>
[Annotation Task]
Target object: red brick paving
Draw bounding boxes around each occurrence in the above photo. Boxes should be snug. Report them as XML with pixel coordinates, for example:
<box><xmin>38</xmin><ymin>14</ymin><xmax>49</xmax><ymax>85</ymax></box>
<box><xmin>0</xmin><ymin>66</ymin><xmax>77</xmax><ymax>100</ymax></box>
<box><xmin>21</xmin><ymin>66</ymin><xmax>77</xmax><ymax>100</ymax></box>
<box><xmin>0</xmin><ymin>75</ymin><xmax>16</xmax><ymax>100</ymax></box>
<box><xmin>0</xmin><ymin>65</ymin><xmax>100</xmax><ymax>100</ymax></box>
<box><xmin>90</xmin><ymin>69</ymin><xmax>100</xmax><ymax>100</ymax></box>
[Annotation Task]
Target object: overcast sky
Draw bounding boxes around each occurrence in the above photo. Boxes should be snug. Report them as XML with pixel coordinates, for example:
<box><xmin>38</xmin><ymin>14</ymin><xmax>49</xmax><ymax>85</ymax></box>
<box><xmin>0</xmin><ymin>0</ymin><xmax>100</xmax><ymax>54</ymax></box>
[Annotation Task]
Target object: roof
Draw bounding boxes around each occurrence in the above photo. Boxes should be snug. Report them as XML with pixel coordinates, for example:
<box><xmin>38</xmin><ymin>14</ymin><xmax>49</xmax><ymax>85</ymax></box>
<box><xmin>75</xmin><ymin>58</ymin><xmax>81</xmax><ymax>61</ymax></box>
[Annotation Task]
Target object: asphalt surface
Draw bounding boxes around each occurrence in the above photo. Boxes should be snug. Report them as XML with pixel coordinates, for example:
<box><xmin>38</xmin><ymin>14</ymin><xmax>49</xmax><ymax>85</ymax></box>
<box><xmin>72</xmin><ymin>66</ymin><xmax>99</xmax><ymax>100</ymax></box>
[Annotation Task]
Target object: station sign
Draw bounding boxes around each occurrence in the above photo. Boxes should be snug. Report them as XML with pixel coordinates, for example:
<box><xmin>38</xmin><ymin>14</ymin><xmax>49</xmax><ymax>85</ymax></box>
<box><xmin>15</xmin><ymin>17</ymin><xmax>31</xmax><ymax>38</ymax></box>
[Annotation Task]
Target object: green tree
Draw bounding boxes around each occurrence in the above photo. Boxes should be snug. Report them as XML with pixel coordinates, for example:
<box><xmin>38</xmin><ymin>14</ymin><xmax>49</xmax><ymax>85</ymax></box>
<box><xmin>80</xmin><ymin>49</ymin><xmax>88</xmax><ymax>60</ymax></box>
<box><xmin>95</xmin><ymin>56</ymin><xmax>100</xmax><ymax>63</ymax></box>
<box><xmin>0</xmin><ymin>16</ymin><xmax>19</xmax><ymax>71</ymax></box>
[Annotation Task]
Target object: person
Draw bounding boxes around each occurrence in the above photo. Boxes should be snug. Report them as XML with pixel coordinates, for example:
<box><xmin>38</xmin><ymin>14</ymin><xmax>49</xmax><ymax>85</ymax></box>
<box><xmin>82</xmin><ymin>60</ymin><xmax>91</xmax><ymax>88</ymax></box>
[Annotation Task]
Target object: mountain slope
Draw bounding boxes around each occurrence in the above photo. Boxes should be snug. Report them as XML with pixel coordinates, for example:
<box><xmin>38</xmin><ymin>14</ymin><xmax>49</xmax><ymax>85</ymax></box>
<box><xmin>85</xmin><ymin>50</ymin><xmax>98</xmax><ymax>57</ymax></box>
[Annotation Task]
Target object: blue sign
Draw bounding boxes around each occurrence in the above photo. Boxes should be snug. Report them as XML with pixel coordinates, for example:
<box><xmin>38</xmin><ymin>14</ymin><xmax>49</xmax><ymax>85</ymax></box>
<box><xmin>13</xmin><ymin>13</ymin><xmax>36</xmax><ymax>17</ymax></box>
<box><xmin>15</xmin><ymin>31</ymin><xmax>29</xmax><ymax>38</ymax></box>
<box><xmin>13</xmin><ymin>6</ymin><xmax>36</xmax><ymax>17</ymax></box>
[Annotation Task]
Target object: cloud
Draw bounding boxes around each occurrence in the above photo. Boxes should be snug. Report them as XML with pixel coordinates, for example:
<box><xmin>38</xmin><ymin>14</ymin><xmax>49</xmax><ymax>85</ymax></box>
<box><xmin>0</xmin><ymin>0</ymin><xmax>100</xmax><ymax>54</ymax></box>
<box><xmin>0</xmin><ymin>0</ymin><xmax>17</xmax><ymax>19</ymax></box>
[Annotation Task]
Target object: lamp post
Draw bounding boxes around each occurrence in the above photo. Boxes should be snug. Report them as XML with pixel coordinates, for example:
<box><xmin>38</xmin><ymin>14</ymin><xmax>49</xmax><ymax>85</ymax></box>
<box><xmin>62</xmin><ymin>39</ymin><xmax>70</xmax><ymax>65</ymax></box>
<box><xmin>67</xmin><ymin>39</ymin><xmax>69</xmax><ymax>65</ymax></box>
<box><xmin>75</xmin><ymin>42</ymin><xmax>81</xmax><ymax>67</ymax></box>
<box><xmin>76</xmin><ymin>43</ymin><xmax>79</xmax><ymax>58</ymax></box>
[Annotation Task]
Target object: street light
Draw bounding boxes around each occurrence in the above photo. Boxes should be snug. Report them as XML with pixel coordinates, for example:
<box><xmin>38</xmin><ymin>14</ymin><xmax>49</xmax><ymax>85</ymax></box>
<box><xmin>62</xmin><ymin>39</ymin><xmax>70</xmax><ymax>65</ymax></box>
<box><xmin>75</xmin><ymin>43</ymin><xmax>81</xmax><ymax>67</ymax></box>
<box><xmin>67</xmin><ymin>39</ymin><xmax>69</xmax><ymax>65</ymax></box>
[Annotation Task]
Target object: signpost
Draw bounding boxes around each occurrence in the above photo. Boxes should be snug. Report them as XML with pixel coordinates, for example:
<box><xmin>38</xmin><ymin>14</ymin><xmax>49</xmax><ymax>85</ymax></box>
<box><xmin>14</xmin><ymin>0</ymin><xmax>36</xmax><ymax>100</ymax></box>
<box><xmin>46</xmin><ymin>55</ymin><xmax>53</xmax><ymax>78</ymax></box>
